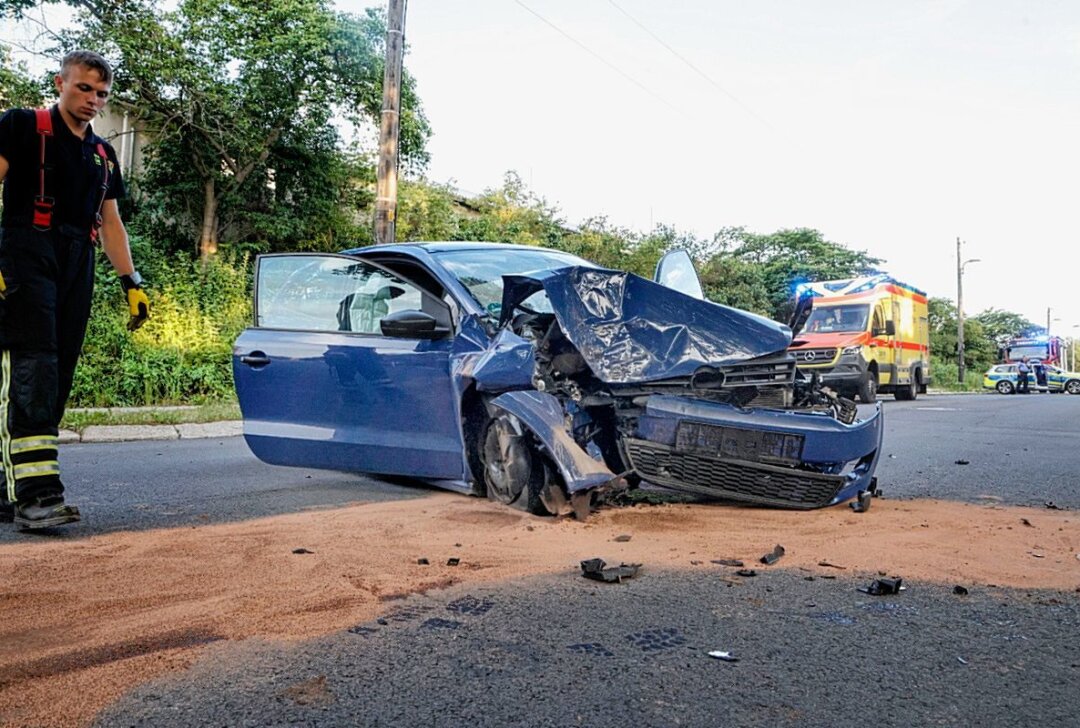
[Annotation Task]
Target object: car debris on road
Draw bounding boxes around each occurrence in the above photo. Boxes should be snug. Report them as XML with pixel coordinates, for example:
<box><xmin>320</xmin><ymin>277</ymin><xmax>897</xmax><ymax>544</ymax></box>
<box><xmin>580</xmin><ymin>558</ymin><xmax>642</xmax><ymax>583</ymax></box>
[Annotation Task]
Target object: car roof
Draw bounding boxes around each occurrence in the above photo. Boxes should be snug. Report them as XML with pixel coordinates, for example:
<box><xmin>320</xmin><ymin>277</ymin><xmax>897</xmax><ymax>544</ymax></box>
<box><xmin>342</xmin><ymin>241</ymin><xmax>563</xmax><ymax>256</ymax></box>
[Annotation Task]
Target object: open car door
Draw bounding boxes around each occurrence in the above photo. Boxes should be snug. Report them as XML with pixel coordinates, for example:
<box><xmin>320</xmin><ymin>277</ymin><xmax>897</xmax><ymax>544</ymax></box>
<box><xmin>233</xmin><ymin>254</ymin><xmax>466</xmax><ymax>479</ymax></box>
<box><xmin>654</xmin><ymin>249</ymin><xmax>705</xmax><ymax>300</ymax></box>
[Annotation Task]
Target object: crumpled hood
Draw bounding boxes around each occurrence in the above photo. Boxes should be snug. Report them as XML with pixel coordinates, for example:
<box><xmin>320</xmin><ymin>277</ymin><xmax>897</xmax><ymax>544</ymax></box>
<box><xmin>500</xmin><ymin>266</ymin><xmax>793</xmax><ymax>384</ymax></box>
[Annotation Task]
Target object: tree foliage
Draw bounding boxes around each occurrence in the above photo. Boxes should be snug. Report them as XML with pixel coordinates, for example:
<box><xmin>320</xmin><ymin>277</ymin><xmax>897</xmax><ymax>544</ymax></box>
<box><xmin>700</xmin><ymin>227</ymin><xmax>883</xmax><ymax>319</ymax></box>
<box><xmin>971</xmin><ymin>308</ymin><xmax>1037</xmax><ymax>343</ymax></box>
<box><xmin>0</xmin><ymin>41</ymin><xmax>44</xmax><ymax>108</ymax></box>
<box><xmin>3</xmin><ymin>0</ymin><xmax>431</xmax><ymax>258</ymax></box>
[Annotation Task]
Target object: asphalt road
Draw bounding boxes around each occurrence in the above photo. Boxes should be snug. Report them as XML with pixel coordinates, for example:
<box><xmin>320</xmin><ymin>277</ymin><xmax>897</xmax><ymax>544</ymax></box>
<box><xmin>8</xmin><ymin>393</ymin><xmax>1080</xmax><ymax>726</ymax></box>
<box><xmin>872</xmin><ymin>392</ymin><xmax>1080</xmax><ymax>508</ymax></box>
<box><xmin>96</xmin><ymin>569</ymin><xmax>1080</xmax><ymax>727</ymax></box>
<box><xmin>3</xmin><ymin>392</ymin><xmax>1075</xmax><ymax>545</ymax></box>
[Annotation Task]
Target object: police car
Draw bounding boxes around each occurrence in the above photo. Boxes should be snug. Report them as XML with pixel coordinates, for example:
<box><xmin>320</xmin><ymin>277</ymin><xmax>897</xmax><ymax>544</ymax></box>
<box><xmin>983</xmin><ymin>362</ymin><xmax>1080</xmax><ymax>395</ymax></box>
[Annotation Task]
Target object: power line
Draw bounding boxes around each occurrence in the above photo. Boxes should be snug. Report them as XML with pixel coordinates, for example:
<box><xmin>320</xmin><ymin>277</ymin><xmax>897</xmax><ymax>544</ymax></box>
<box><xmin>606</xmin><ymin>0</ymin><xmax>773</xmax><ymax>130</ymax></box>
<box><xmin>514</xmin><ymin>0</ymin><xmax>684</xmax><ymax>115</ymax></box>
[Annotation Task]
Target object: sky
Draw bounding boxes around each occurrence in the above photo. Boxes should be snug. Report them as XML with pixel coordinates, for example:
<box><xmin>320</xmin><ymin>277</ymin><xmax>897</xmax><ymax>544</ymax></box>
<box><xmin>337</xmin><ymin>0</ymin><xmax>1080</xmax><ymax>334</ymax></box>
<box><xmin>5</xmin><ymin>1</ymin><xmax>1078</xmax><ymax>332</ymax></box>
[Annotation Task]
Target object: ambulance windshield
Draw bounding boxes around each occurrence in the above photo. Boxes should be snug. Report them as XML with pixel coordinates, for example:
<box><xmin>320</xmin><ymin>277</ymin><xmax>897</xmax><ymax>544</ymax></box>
<box><xmin>804</xmin><ymin>304</ymin><xmax>870</xmax><ymax>333</ymax></box>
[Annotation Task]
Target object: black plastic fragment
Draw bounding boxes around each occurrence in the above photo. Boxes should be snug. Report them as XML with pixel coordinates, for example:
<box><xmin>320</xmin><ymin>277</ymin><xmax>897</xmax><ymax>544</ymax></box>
<box><xmin>417</xmin><ymin>558</ymin><xmax>430</xmax><ymax>565</ymax></box>
<box><xmin>850</xmin><ymin>489</ymin><xmax>872</xmax><ymax>512</ymax></box>
<box><xmin>953</xmin><ymin>585</ymin><xmax>969</xmax><ymax>596</ymax></box>
<box><xmin>858</xmin><ymin>577</ymin><xmax>902</xmax><ymax>596</ymax></box>
<box><xmin>447</xmin><ymin>557</ymin><xmax>461</xmax><ymax>566</ymax></box>
<box><xmin>760</xmin><ymin>544</ymin><xmax>785</xmax><ymax>565</ymax></box>
<box><xmin>954</xmin><ymin>459</ymin><xmax>970</xmax><ymax>465</ymax></box>
<box><xmin>735</xmin><ymin>569</ymin><xmax>758</xmax><ymax>578</ymax></box>
<box><xmin>613</xmin><ymin>534</ymin><xmax>632</xmax><ymax>542</ymax></box>
<box><xmin>292</xmin><ymin>548</ymin><xmax>314</xmax><ymax>554</ymax></box>
<box><xmin>712</xmin><ymin>559</ymin><xmax>744</xmax><ymax>567</ymax></box>
<box><xmin>581</xmin><ymin>558</ymin><xmax>642</xmax><ymax>583</ymax></box>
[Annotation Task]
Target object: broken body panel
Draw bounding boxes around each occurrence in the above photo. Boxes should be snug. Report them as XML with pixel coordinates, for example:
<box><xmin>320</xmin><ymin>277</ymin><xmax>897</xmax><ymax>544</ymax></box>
<box><xmin>234</xmin><ymin>243</ymin><xmax>883</xmax><ymax>513</ymax></box>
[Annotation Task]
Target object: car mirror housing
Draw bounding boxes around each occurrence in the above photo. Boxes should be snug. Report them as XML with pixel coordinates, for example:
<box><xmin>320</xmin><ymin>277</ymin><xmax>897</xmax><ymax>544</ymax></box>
<box><xmin>380</xmin><ymin>309</ymin><xmax>444</xmax><ymax>339</ymax></box>
<box><xmin>884</xmin><ymin>321</ymin><xmax>896</xmax><ymax>336</ymax></box>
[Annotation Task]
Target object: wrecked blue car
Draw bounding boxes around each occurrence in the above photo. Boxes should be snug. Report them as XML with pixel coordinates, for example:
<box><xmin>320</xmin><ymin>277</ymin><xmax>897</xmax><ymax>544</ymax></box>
<box><xmin>233</xmin><ymin>242</ymin><xmax>883</xmax><ymax>516</ymax></box>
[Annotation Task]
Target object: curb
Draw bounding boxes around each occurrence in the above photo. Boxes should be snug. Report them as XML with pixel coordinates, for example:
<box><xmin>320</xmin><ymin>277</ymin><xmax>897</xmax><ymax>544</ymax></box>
<box><xmin>65</xmin><ymin>420</ymin><xmax>243</xmax><ymax>444</ymax></box>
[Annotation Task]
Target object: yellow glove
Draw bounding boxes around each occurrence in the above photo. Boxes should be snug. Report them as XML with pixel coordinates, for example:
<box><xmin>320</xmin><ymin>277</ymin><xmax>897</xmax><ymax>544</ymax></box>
<box><xmin>120</xmin><ymin>272</ymin><xmax>150</xmax><ymax>331</ymax></box>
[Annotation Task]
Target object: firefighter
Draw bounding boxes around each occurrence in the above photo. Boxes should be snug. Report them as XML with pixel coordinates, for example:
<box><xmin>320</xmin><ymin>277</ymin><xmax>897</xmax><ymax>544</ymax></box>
<box><xmin>0</xmin><ymin>50</ymin><xmax>149</xmax><ymax>529</ymax></box>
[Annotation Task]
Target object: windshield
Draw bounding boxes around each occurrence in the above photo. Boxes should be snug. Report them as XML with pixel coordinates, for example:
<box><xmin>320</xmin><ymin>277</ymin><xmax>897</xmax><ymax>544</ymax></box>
<box><xmin>1008</xmin><ymin>345</ymin><xmax>1048</xmax><ymax>361</ymax></box>
<box><xmin>803</xmin><ymin>304</ymin><xmax>870</xmax><ymax>333</ymax></box>
<box><xmin>434</xmin><ymin>247</ymin><xmax>596</xmax><ymax>316</ymax></box>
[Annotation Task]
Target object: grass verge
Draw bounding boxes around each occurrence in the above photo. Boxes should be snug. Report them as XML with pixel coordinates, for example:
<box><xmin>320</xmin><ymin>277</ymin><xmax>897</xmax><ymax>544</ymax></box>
<box><xmin>60</xmin><ymin>401</ymin><xmax>241</xmax><ymax>433</ymax></box>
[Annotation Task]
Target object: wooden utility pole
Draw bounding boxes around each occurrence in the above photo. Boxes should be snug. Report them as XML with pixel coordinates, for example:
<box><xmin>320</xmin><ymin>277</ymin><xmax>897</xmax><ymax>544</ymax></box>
<box><xmin>957</xmin><ymin>237</ymin><xmax>965</xmax><ymax>384</ymax></box>
<box><xmin>374</xmin><ymin>0</ymin><xmax>406</xmax><ymax>245</ymax></box>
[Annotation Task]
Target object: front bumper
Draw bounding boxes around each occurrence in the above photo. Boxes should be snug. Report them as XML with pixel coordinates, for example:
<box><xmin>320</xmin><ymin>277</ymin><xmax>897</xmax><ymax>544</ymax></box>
<box><xmin>800</xmin><ymin>357</ymin><xmax>868</xmax><ymax>390</ymax></box>
<box><xmin>628</xmin><ymin>395</ymin><xmax>884</xmax><ymax>509</ymax></box>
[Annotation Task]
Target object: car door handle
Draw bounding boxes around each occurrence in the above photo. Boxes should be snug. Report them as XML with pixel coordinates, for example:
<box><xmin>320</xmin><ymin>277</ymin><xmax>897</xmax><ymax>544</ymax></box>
<box><xmin>240</xmin><ymin>352</ymin><xmax>271</xmax><ymax>367</ymax></box>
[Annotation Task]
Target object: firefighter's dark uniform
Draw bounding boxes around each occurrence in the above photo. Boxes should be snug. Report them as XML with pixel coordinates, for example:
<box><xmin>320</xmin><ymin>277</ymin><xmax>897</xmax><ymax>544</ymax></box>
<box><xmin>0</xmin><ymin>105</ymin><xmax>124</xmax><ymax>509</ymax></box>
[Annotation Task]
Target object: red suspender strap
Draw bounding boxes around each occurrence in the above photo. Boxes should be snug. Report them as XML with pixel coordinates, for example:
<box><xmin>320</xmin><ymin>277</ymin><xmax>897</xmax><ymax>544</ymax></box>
<box><xmin>33</xmin><ymin>108</ymin><xmax>54</xmax><ymax>231</ymax></box>
<box><xmin>90</xmin><ymin>142</ymin><xmax>110</xmax><ymax>244</ymax></box>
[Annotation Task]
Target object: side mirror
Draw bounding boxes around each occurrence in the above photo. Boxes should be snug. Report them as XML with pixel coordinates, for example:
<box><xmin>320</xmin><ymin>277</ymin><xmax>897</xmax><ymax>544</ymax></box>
<box><xmin>885</xmin><ymin>321</ymin><xmax>896</xmax><ymax>336</ymax></box>
<box><xmin>380</xmin><ymin>309</ymin><xmax>443</xmax><ymax>339</ymax></box>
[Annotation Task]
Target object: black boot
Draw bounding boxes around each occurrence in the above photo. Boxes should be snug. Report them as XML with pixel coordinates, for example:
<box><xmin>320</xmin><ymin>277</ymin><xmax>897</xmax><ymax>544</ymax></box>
<box><xmin>0</xmin><ymin>499</ymin><xmax>12</xmax><ymax>523</ymax></box>
<box><xmin>13</xmin><ymin>496</ymin><xmax>81</xmax><ymax>530</ymax></box>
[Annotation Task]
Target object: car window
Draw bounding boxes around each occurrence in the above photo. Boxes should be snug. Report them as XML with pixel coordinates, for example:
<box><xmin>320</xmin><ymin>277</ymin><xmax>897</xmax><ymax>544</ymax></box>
<box><xmin>256</xmin><ymin>255</ymin><xmax>425</xmax><ymax>334</ymax></box>
<box><xmin>433</xmin><ymin>247</ymin><xmax>596</xmax><ymax>317</ymax></box>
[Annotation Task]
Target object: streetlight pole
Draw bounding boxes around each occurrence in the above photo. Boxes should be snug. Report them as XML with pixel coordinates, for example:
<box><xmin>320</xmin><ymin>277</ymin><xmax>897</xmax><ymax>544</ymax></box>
<box><xmin>956</xmin><ymin>237</ymin><xmax>980</xmax><ymax>383</ymax></box>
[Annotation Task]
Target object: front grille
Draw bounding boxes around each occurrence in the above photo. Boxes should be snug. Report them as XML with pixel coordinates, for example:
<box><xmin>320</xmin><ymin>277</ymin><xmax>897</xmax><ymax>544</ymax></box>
<box><xmin>625</xmin><ymin>438</ymin><xmax>844</xmax><ymax>509</ymax></box>
<box><xmin>791</xmin><ymin>348</ymin><xmax>837</xmax><ymax>365</ymax></box>
<box><xmin>721</xmin><ymin>357</ymin><xmax>796</xmax><ymax>386</ymax></box>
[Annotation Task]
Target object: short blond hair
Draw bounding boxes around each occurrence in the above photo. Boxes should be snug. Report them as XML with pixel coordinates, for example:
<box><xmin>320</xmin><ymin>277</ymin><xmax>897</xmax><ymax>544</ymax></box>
<box><xmin>60</xmin><ymin>50</ymin><xmax>112</xmax><ymax>84</ymax></box>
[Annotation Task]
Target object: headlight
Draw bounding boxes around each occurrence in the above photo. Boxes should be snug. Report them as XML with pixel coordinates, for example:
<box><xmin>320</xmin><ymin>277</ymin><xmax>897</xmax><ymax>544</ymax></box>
<box><xmin>842</xmin><ymin>345</ymin><xmax>863</xmax><ymax>356</ymax></box>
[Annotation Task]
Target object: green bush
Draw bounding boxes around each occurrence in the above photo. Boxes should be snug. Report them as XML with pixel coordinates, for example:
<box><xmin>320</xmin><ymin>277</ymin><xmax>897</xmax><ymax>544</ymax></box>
<box><xmin>69</xmin><ymin>235</ymin><xmax>252</xmax><ymax>406</ymax></box>
<box><xmin>929</xmin><ymin>354</ymin><xmax>986</xmax><ymax>392</ymax></box>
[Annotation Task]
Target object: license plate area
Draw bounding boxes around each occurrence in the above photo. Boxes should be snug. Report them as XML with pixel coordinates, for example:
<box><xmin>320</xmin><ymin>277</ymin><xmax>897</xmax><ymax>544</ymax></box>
<box><xmin>675</xmin><ymin>421</ymin><xmax>804</xmax><ymax>466</ymax></box>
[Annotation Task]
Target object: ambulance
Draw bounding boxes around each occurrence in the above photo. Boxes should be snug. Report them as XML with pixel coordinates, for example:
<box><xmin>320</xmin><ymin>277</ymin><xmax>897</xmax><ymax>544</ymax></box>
<box><xmin>788</xmin><ymin>275</ymin><xmax>930</xmax><ymax>401</ymax></box>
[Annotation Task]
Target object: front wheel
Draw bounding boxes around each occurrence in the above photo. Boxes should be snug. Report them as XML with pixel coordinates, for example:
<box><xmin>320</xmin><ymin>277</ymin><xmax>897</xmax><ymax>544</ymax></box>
<box><xmin>894</xmin><ymin>370</ymin><xmax>918</xmax><ymax>401</ymax></box>
<box><xmin>481</xmin><ymin>415</ymin><xmax>563</xmax><ymax>516</ymax></box>
<box><xmin>857</xmin><ymin>371</ymin><xmax>878</xmax><ymax>403</ymax></box>
<box><xmin>996</xmin><ymin>380</ymin><xmax>1014</xmax><ymax>395</ymax></box>
<box><xmin>1065</xmin><ymin>379</ymin><xmax>1080</xmax><ymax>395</ymax></box>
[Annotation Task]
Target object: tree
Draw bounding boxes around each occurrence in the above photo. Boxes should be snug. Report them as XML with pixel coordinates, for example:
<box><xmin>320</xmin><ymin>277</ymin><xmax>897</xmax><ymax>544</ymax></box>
<box><xmin>3</xmin><ymin>0</ymin><xmax>431</xmax><ymax>258</ymax></box>
<box><xmin>972</xmin><ymin>308</ymin><xmax>1037</xmax><ymax>344</ymax></box>
<box><xmin>0</xmin><ymin>41</ymin><xmax>44</xmax><ymax>108</ymax></box>
<box><xmin>704</xmin><ymin>227</ymin><xmax>883</xmax><ymax>320</ymax></box>
<box><xmin>929</xmin><ymin>296</ymin><xmax>997</xmax><ymax>371</ymax></box>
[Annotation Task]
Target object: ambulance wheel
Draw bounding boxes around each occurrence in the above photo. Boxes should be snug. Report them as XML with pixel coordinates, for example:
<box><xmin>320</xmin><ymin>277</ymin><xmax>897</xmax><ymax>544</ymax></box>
<box><xmin>857</xmin><ymin>372</ymin><xmax>878</xmax><ymax>403</ymax></box>
<box><xmin>996</xmin><ymin>380</ymin><xmax>1014</xmax><ymax>395</ymax></box>
<box><xmin>894</xmin><ymin>373</ymin><xmax>917</xmax><ymax>401</ymax></box>
<box><xmin>1065</xmin><ymin>379</ymin><xmax>1080</xmax><ymax>395</ymax></box>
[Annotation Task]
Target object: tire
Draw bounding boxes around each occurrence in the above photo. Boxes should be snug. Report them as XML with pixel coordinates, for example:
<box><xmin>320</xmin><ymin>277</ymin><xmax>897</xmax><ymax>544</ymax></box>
<box><xmin>857</xmin><ymin>371</ymin><xmax>878</xmax><ymax>403</ymax></box>
<box><xmin>480</xmin><ymin>415</ymin><xmax>562</xmax><ymax>516</ymax></box>
<box><xmin>894</xmin><ymin>370</ymin><xmax>918</xmax><ymax>401</ymax></box>
<box><xmin>1066</xmin><ymin>380</ymin><xmax>1080</xmax><ymax>395</ymax></box>
<box><xmin>996</xmin><ymin>380</ymin><xmax>1014</xmax><ymax>395</ymax></box>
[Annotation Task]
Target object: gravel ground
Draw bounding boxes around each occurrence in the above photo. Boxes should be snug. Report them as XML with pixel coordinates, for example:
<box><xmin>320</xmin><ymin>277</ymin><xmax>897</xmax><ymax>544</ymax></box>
<box><xmin>97</xmin><ymin>568</ymin><xmax>1080</xmax><ymax>728</ymax></box>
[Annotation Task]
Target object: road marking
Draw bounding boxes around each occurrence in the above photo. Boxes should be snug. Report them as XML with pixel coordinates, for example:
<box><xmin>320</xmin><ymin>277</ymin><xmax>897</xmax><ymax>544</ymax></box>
<box><xmin>915</xmin><ymin>407</ymin><xmax>959</xmax><ymax>411</ymax></box>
